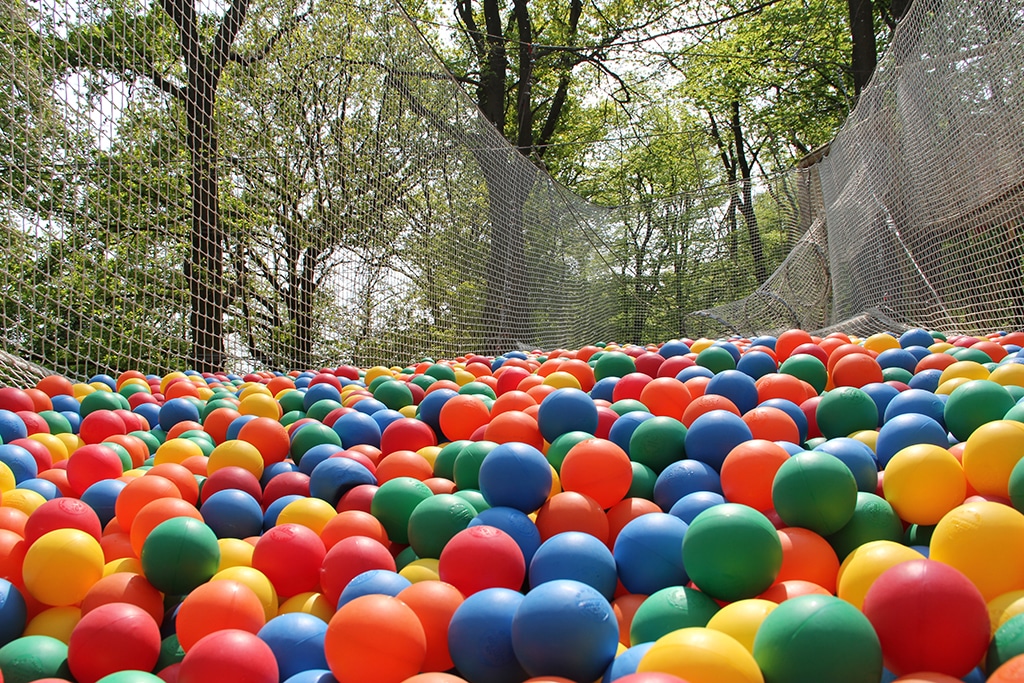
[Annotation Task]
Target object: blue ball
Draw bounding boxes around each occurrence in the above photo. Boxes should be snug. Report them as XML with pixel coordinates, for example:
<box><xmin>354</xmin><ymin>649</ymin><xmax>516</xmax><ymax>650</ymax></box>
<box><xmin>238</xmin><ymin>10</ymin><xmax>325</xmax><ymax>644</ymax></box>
<box><xmin>478</xmin><ymin>442</ymin><xmax>551</xmax><ymax>514</ymax></box>
<box><xmin>309</xmin><ymin>457</ymin><xmax>376</xmax><ymax>507</ymax></box>
<box><xmin>883</xmin><ymin>388</ymin><xmax>946</xmax><ymax>426</ymax></box>
<box><xmin>16</xmin><ymin>478</ymin><xmax>60</xmax><ymax>501</ymax></box>
<box><xmin>331</xmin><ymin>410</ymin><xmax>382</xmax><ymax>449</ymax></box>
<box><xmin>282</xmin><ymin>671</ymin><xmax>335</xmax><ymax>683</ymax></box>
<box><xmin>298</xmin><ymin>444</ymin><xmax>344</xmax><ymax>477</ymax></box>
<box><xmin>705</xmin><ymin>370</ymin><xmax>759</xmax><ymax>414</ymax></box>
<box><xmin>603</xmin><ymin>642</ymin><xmax>654</xmax><ymax>682</ymax></box>
<box><xmin>684</xmin><ymin>410</ymin><xmax>753</xmax><ymax>471</ymax></box>
<box><xmin>653</xmin><ymin>459</ymin><xmax>722</xmax><ymax>511</ymax></box>
<box><xmin>899</xmin><ymin>328</ymin><xmax>936</xmax><ymax>349</ymax></box>
<box><xmin>607</xmin><ymin>411</ymin><xmax>656</xmax><ymax>455</ymax></box>
<box><xmin>736</xmin><ymin>351</ymin><xmax>779</xmax><ymax>380</ymax></box>
<box><xmin>814</xmin><ymin>438</ymin><xmax>879</xmax><ymax>492</ymax></box>
<box><xmin>529</xmin><ymin>531</ymin><xmax>617</xmax><ymax>600</ymax></box>
<box><xmin>751</xmin><ymin>335</ymin><xmax>778</xmax><ymax>350</ymax></box>
<box><xmin>0</xmin><ymin>444</ymin><xmax>37</xmax><ymax>483</ymax></box>
<box><xmin>81</xmin><ymin>478</ymin><xmax>127</xmax><ymax>527</ymax></box>
<box><xmin>590</xmin><ymin>377</ymin><xmax>619</xmax><ymax>402</ymax></box>
<box><xmin>675</xmin><ymin>366</ymin><xmax>714</xmax><ymax>382</ymax></box>
<box><xmin>511</xmin><ymin>579</ymin><xmax>618</xmax><ymax>682</ymax></box>
<box><xmin>537</xmin><ymin>388</ymin><xmax>599</xmax><ymax>443</ymax></box>
<box><xmin>157</xmin><ymin>397</ymin><xmax>201</xmax><ymax>432</ymax></box>
<box><xmin>336</xmin><ymin>569</ymin><xmax>411</xmax><ymax>609</ymax></box>
<box><xmin>51</xmin><ymin>395</ymin><xmax>80</xmax><ymax>413</ymax></box>
<box><xmin>263</xmin><ymin>494</ymin><xmax>306</xmax><ymax>531</ymax></box>
<box><xmin>874</xmin><ymin>413</ymin><xmax>950</xmax><ymax>467</ymax></box>
<box><xmin>469</xmin><ymin>506</ymin><xmax>542</xmax><ymax>565</ymax></box>
<box><xmin>131</xmin><ymin>403</ymin><xmax>160</xmax><ymax>433</ymax></box>
<box><xmin>200</xmin><ymin>489</ymin><xmax>264</xmax><ymax>539</ymax></box>
<box><xmin>658</xmin><ymin>340</ymin><xmax>692</xmax><ymax>358</ymax></box>
<box><xmin>0</xmin><ymin>579</ymin><xmax>26</xmax><ymax>647</ymax></box>
<box><xmin>302</xmin><ymin>383</ymin><xmax>341</xmax><ymax>411</ymax></box>
<box><xmin>860</xmin><ymin>382</ymin><xmax>901</xmax><ymax>427</ymax></box>
<box><xmin>257</xmin><ymin>612</ymin><xmax>328</xmax><ymax>681</ymax></box>
<box><xmin>613</xmin><ymin>512</ymin><xmax>689</xmax><ymax>594</ymax></box>
<box><xmin>0</xmin><ymin>411</ymin><xmax>27</xmax><ymax>444</ymax></box>
<box><xmin>668</xmin><ymin>490</ymin><xmax>726</xmax><ymax>524</ymax></box>
<box><xmin>351</xmin><ymin>398</ymin><xmax>387</xmax><ymax>416</ymax></box>
<box><xmin>225</xmin><ymin>414</ymin><xmax>259</xmax><ymax>442</ymax></box>
<box><xmin>89</xmin><ymin>374</ymin><xmax>117</xmax><ymax>390</ymax></box>
<box><xmin>876</xmin><ymin>348</ymin><xmax>918</xmax><ymax>373</ymax></box>
<box><xmin>370</xmin><ymin>409</ymin><xmax>404</xmax><ymax>433</ymax></box>
<box><xmin>760</xmin><ymin>398</ymin><xmax>809</xmax><ymax>445</ymax></box>
<box><xmin>907</xmin><ymin>368</ymin><xmax>942</xmax><ymax>394</ymax></box>
<box><xmin>904</xmin><ymin>345</ymin><xmax>932</xmax><ymax>362</ymax></box>
<box><xmin>448</xmin><ymin>588</ymin><xmax>528</xmax><ymax>683</ymax></box>
<box><xmin>260</xmin><ymin>461</ymin><xmax>299</xmax><ymax>488</ymax></box>
<box><xmin>415</xmin><ymin>388</ymin><xmax>457</xmax><ymax>440</ymax></box>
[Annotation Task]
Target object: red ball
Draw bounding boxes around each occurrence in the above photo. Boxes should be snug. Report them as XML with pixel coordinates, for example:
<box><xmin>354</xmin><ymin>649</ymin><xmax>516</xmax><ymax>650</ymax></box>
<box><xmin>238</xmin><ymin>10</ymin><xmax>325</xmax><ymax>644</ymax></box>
<box><xmin>178</xmin><ymin>629</ymin><xmax>278</xmax><ymax>683</ymax></box>
<box><xmin>336</xmin><ymin>483</ymin><xmax>378</xmax><ymax>514</ymax></box>
<box><xmin>862</xmin><ymin>559</ymin><xmax>990</xmax><ymax>678</ymax></box>
<box><xmin>251</xmin><ymin>523</ymin><xmax>326</xmax><ymax>598</ymax></box>
<box><xmin>67</xmin><ymin>602</ymin><xmax>162</xmax><ymax>683</ymax></box>
<box><xmin>319</xmin><ymin>534</ymin><xmax>395</xmax><ymax>607</ymax></box>
<box><xmin>0</xmin><ymin>387</ymin><xmax>35</xmax><ymax>412</ymax></box>
<box><xmin>438</xmin><ymin>525</ymin><xmax>525</xmax><ymax>596</ymax></box>
<box><xmin>176</xmin><ymin>579</ymin><xmax>267</xmax><ymax>651</ymax></box>
<box><xmin>324</xmin><ymin>594</ymin><xmax>426</xmax><ymax>683</ymax></box>
<box><xmin>10</xmin><ymin>437</ymin><xmax>54</xmax><ymax>475</ymax></box>
<box><xmin>616</xmin><ymin>674</ymin><xmax>691</xmax><ymax>683</ymax></box>
<box><xmin>16</xmin><ymin>410</ymin><xmax>49</xmax><ymax>436</ymax></box>
<box><xmin>379</xmin><ymin>417</ymin><xmax>436</xmax><ymax>455</ymax></box>
<box><xmin>66</xmin><ymin>444</ymin><xmax>125</xmax><ymax>497</ymax></box>
<box><xmin>199</xmin><ymin>466</ymin><xmax>262</xmax><ymax>505</ymax></box>
<box><xmin>261</xmin><ymin>471</ymin><xmax>310</xmax><ymax>509</ymax></box>
<box><xmin>24</xmin><ymin>497</ymin><xmax>103</xmax><ymax>545</ymax></box>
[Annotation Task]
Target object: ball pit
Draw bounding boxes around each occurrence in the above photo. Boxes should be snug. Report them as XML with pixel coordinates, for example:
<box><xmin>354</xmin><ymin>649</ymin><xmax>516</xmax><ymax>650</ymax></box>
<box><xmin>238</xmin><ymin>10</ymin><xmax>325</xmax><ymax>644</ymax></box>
<box><xmin>0</xmin><ymin>327</ymin><xmax>1023</xmax><ymax>681</ymax></box>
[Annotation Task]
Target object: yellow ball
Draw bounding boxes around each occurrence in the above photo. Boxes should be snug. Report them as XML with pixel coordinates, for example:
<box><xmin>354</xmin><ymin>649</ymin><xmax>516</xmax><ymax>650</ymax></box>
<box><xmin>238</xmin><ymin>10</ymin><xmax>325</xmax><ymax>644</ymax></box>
<box><xmin>103</xmin><ymin>557</ymin><xmax>144</xmax><ymax>576</ymax></box>
<box><xmin>399</xmin><ymin>405</ymin><xmax>418</xmax><ymax>418</ymax></box>
<box><xmin>28</xmin><ymin>433</ymin><xmax>69</xmax><ymax>463</ymax></box>
<box><xmin>417</xmin><ymin>446</ymin><xmax>441</xmax><ymax>468</ymax></box>
<box><xmin>399</xmin><ymin>558</ymin><xmax>440</xmax><ymax>583</ymax></box>
<box><xmin>637</xmin><ymin>627</ymin><xmax>764</xmax><ymax>683</ymax></box>
<box><xmin>73</xmin><ymin>383</ymin><xmax>96</xmax><ymax>399</ymax></box>
<box><xmin>962</xmin><ymin>420</ymin><xmax>1024</xmax><ymax>498</ymax></box>
<box><xmin>213</xmin><ymin>566</ymin><xmax>279</xmax><ymax>621</ymax></box>
<box><xmin>988</xmin><ymin>589</ymin><xmax>1024</xmax><ymax>636</ymax></box>
<box><xmin>850</xmin><ymin>430</ymin><xmax>879</xmax><ymax>452</ymax></box>
<box><xmin>278</xmin><ymin>591</ymin><xmax>334</xmax><ymax>622</ymax></box>
<box><xmin>991</xmin><ymin>363</ymin><xmax>1024</xmax><ymax>389</ymax></box>
<box><xmin>238</xmin><ymin>383</ymin><xmax>272</xmax><ymax>399</ymax></box>
<box><xmin>217</xmin><ymin>538</ymin><xmax>255</xmax><ymax>571</ymax></box>
<box><xmin>940</xmin><ymin>360</ymin><xmax>990</xmax><ymax>385</ymax></box>
<box><xmin>153</xmin><ymin>437</ymin><xmax>205</xmax><ymax>466</ymax></box>
<box><xmin>364</xmin><ymin>366</ymin><xmax>393</xmax><ymax>386</ymax></box>
<box><xmin>706</xmin><ymin>598</ymin><xmax>778</xmax><ymax>654</ymax></box>
<box><xmin>277</xmin><ymin>497</ymin><xmax>336</xmax><ymax>536</ymax></box>
<box><xmin>2</xmin><ymin>488</ymin><xmax>47</xmax><ymax>515</ymax></box>
<box><xmin>883</xmin><ymin>444</ymin><xmax>965</xmax><ymax>525</ymax></box>
<box><xmin>0</xmin><ymin>462</ymin><xmax>16</xmax><ymax>493</ymax></box>
<box><xmin>836</xmin><ymin>540</ymin><xmax>925</xmax><ymax>609</ymax></box>
<box><xmin>208</xmin><ymin>439</ymin><xmax>265</xmax><ymax>479</ymax></box>
<box><xmin>929</xmin><ymin>342</ymin><xmax>955</xmax><ymax>353</ymax></box>
<box><xmin>160</xmin><ymin>372</ymin><xmax>189</xmax><ymax>394</ymax></box>
<box><xmin>24</xmin><ymin>606</ymin><xmax>81</xmax><ymax>644</ymax></box>
<box><xmin>543</xmin><ymin>371</ymin><xmax>582</xmax><ymax>390</ymax></box>
<box><xmin>931</xmin><ymin>501</ymin><xmax>1024</xmax><ymax>601</ymax></box>
<box><xmin>864</xmin><ymin>333</ymin><xmax>900</xmax><ymax>353</ymax></box>
<box><xmin>453</xmin><ymin>369</ymin><xmax>476</xmax><ymax>386</ymax></box>
<box><xmin>690</xmin><ymin>339</ymin><xmax>715</xmax><ymax>354</ymax></box>
<box><xmin>23</xmin><ymin>528</ymin><xmax>105</xmax><ymax>606</ymax></box>
<box><xmin>936</xmin><ymin>377</ymin><xmax>971</xmax><ymax>396</ymax></box>
<box><xmin>55</xmin><ymin>433</ymin><xmax>84</xmax><ymax>456</ymax></box>
<box><xmin>238</xmin><ymin>393</ymin><xmax>282</xmax><ymax>420</ymax></box>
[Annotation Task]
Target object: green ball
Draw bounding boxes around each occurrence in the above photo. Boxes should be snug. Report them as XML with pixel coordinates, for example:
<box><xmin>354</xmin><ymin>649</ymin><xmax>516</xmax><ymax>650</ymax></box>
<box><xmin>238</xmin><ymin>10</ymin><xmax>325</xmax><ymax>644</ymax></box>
<box><xmin>38</xmin><ymin>410</ymin><xmax>73</xmax><ymax>434</ymax></box>
<box><xmin>424</xmin><ymin>364</ymin><xmax>457</xmax><ymax>382</ymax></box>
<box><xmin>368</xmin><ymin>375</ymin><xmax>393</xmax><ymax>392</ymax></box>
<box><xmin>277</xmin><ymin>390</ymin><xmax>307</xmax><ymax>415</ymax></box>
<box><xmin>772</xmin><ymin>451</ymin><xmax>858</xmax><ymax>535</ymax></box>
<box><xmin>395</xmin><ymin>545</ymin><xmax>419</xmax><ymax>570</ymax></box>
<box><xmin>432</xmin><ymin>440</ymin><xmax>470</xmax><ymax>480</ymax></box>
<box><xmin>1010</xmin><ymin>457</ymin><xmax>1024</xmax><ymax>513</ymax></box>
<box><xmin>410</xmin><ymin>374</ymin><xmax>436</xmax><ymax>391</ymax></box>
<box><xmin>130</xmin><ymin>430</ymin><xmax>162</xmax><ymax>454</ymax></box>
<box><xmin>815</xmin><ymin>387</ymin><xmax>879</xmax><ymax>439</ymax></box>
<box><xmin>452</xmin><ymin>441</ymin><xmax>498</xmax><ymax>491</ymax></box>
<box><xmin>954</xmin><ymin>348</ymin><xmax>995</xmax><ymax>365</ymax></box>
<box><xmin>1006</xmin><ymin>385</ymin><xmax>1024</xmax><ymax>404</ymax></box>
<box><xmin>200</xmin><ymin>398</ymin><xmax>239</xmax><ymax>420</ymax></box>
<box><xmin>682</xmin><ymin>503</ymin><xmax>782</xmax><ymax>602</ymax></box>
<box><xmin>0</xmin><ymin>635</ymin><xmax>71</xmax><ymax>683</ymax></box>
<box><xmin>374</xmin><ymin>380</ymin><xmax>414</xmax><ymax>411</ymax></box>
<box><xmin>803</xmin><ymin>436</ymin><xmax>827</xmax><ymax>450</ymax></box>
<box><xmin>458</xmin><ymin>382</ymin><xmax>496</xmax><ymax>400</ymax></box>
<box><xmin>628</xmin><ymin>585</ymin><xmax>720</xmax><ymax>646</ymax></box>
<box><xmin>305</xmin><ymin>399</ymin><xmax>343</xmax><ymax>423</ymax></box>
<box><xmin>825</xmin><ymin>492</ymin><xmax>903</xmax><ymax>561</ymax></box>
<box><xmin>453</xmin><ymin>489</ymin><xmax>490</xmax><ymax>513</ymax></box>
<box><xmin>407</xmin><ymin>493</ymin><xmax>478</xmax><ymax>559</ymax></box>
<box><xmin>280</xmin><ymin>410</ymin><xmax>306</xmax><ymax>427</ymax></box>
<box><xmin>944</xmin><ymin>380</ymin><xmax>1016</xmax><ymax>441</ymax></box>
<box><xmin>369</xmin><ymin>477</ymin><xmax>433</xmax><ymax>545</ymax></box>
<box><xmin>753</xmin><ymin>594</ymin><xmax>882</xmax><ymax>683</ymax></box>
<box><xmin>902</xmin><ymin>523</ymin><xmax>935</xmax><ymax>547</ymax></box>
<box><xmin>696</xmin><ymin>346</ymin><xmax>736</xmax><ymax>373</ymax></box>
<box><xmin>96</xmin><ymin>672</ymin><xmax>165</xmax><ymax>683</ymax></box>
<box><xmin>140</xmin><ymin>517</ymin><xmax>220</xmax><ymax>596</ymax></box>
<box><xmin>780</xmin><ymin>355</ymin><xmax>827</xmax><ymax>395</ymax></box>
<box><xmin>987</xmin><ymin>612</ymin><xmax>1024</xmax><ymax>672</ymax></box>
<box><xmin>610</xmin><ymin>399</ymin><xmax>649</xmax><ymax>416</ymax></box>
<box><xmin>881</xmin><ymin>367</ymin><xmax>913</xmax><ymax>385</ymax></box>
<box><xmin>156</xmin><ymin>633</ymin><xmax>185</xmax><ymax>670</ymax></box>
<box><xmin>289</xmin><ymin>423</ymin><xmax>342</xmax><ymax>465</ymax></box>
<box><xmin>628</xmin><ymin>416</ymin><xmax>687</xmax><ymax>473</ymax></box>
<box><xmin>594</xmin><ymin>352</ymin><xmax>636</xmax><ymax>382</ymax></box>
<box><xmin>627</xmin><ymin>462</ymin><xmax>657</xmax><ymax>500</ymax></box>
<box><xmin>546</xmin><ymin>431</ymin><xmax>594</xmax><ymax>473</ymax></box>
<box><xmin>80</xmin><ymin>390</ymin><xmax>128</xmax><ymax>416</ymax></box>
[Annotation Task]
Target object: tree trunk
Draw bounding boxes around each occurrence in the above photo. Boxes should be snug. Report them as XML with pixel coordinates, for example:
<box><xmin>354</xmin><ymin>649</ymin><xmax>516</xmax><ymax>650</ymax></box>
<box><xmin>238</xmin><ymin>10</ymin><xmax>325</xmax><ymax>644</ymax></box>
<box><xmin>731</xmin><ymin>101</ymin><xmax>766</xmax><ymax>284</ymax></box>
<box><xmin>848</xmin><ymin>0</ymin><xmax>877</xmax><ymax>99</ymax></box>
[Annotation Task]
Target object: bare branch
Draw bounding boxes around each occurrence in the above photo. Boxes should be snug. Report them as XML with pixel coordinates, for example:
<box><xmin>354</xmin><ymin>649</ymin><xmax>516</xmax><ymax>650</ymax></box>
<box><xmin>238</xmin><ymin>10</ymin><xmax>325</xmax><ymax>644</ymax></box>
<box><xmin>213</xmin><ymin>0</ymin><xmax>250</xmax><ymax>69</ymax></box>
<box><xmin>229</xmin><ymin>9</ymin><xmax>311</xmax><ymax>67</ymax></box>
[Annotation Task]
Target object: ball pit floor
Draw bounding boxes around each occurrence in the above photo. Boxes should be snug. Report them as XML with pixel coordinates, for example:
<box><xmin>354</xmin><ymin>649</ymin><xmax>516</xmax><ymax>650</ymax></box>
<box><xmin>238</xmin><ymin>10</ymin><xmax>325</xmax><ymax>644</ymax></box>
<box><xmin>2</xmin><ymin>328</ymin><xmax>1024</xmax><ymax>683</ymax></box>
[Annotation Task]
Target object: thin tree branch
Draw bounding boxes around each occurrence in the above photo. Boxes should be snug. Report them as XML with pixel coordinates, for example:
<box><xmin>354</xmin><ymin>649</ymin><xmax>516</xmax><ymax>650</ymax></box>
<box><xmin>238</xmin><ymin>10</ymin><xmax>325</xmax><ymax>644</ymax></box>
<box><xmin>213</xmin><ymin>0</ymin><xmax>250</xmax><ymax>69</ymax></box>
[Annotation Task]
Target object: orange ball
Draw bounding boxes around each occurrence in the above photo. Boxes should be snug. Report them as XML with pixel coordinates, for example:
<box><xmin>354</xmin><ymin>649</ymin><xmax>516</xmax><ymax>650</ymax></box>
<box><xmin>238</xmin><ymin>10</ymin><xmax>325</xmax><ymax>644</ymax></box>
<box><xmin>755</xmin><ymin>373</ymin><xmax>809</xmax><ymax>405</ymax></box>
<box><xmin>742</xmin><ymin>406</ymin><xmax>800</xmax><ymax>444</ymax></box>
<box><xmin>129</xmin><ymin>497</ymin><xmax>204</xmax><ymax>558</ymax></box>
<box><xmin>175</xmin><ymin>579</ymin><xmax>267</xmax><ymax>651</ymax></box>
<box><xmin>559</xmin><ymin>438</ymin><xmax>632</xmax><ymax>510</ymax></box>
<box><xmin>397</xmin><ymin>580</ymin><xmax>465</xmax><ymax>672</ymax></box>
<box><xmin>145</xmin><ymin>463</ymin><xmax>200</xmax><ymax>506</ymax></box>
<box><xmin>720</xmin><ymin>439</ymin><xmax>791</xmax><ymax>512</ymax></box>
<box><xmin>202</xmin><ymin>407</ymin><xmax>241</xmax><ymax>445</ymax></box>
<box><xmin>776</xmin><ymin>329</ymin><xmax>815</xmax><ymax>362</ymax></box>
<box><xmin>775</xmin><ymin>526</ymin><xmax>840</xmax><ymax>594</ymax></box>
<box><xmin>375</xmin><ymin>450</ymin><xmax>433</xmax><ymax>483</ymax></box>
<box><xmin>638</xmin><ymin>378</ymin><xmax>692</xmax><ymax>420</ymax></box>
<box><xmin>612</xmin><ymin>593</ymin><xmax>647</xmax><ymax>647</ymax></box>
<box><xmin>484</xmin><ymin>411</ymin><xmax>543</xmax><ymax>450</ymax></box>
<box><xmin>681</xmin><ymin>394</ymin><xmax>740</xmax><ymax>428</ymax></box>
<box><xmin>989</xmin><ymin>654</ymin><xmax>1024</xmax><ymax>683</ymax></box>
<box><xmin>535</xmin><ymin>491</ymin><xmax>609</xmax><ymax>545</ymax></box>
<box><xmin>319</xmin><ymin>510</ymin><xmax>390</xmax><ymax>550</ymax></box>
<box><xmin>607</xmin><ymin>498</ymin><xmax>662</xmax><ymax>548</ymax></box>
<box><xmin>324</xmin><ymin>594</ymin><xmax>427</xmax><ymax>683</ymax></box>
<box><xmin>759</xmin><ymin>578</ymin><xmax>832</xmax><ymax>603</ymax></box>
<box><xmin>831</xmin><ymin>353</ymin><xmax>884</xmax><ymax>388</ymax></box>
<box><xmin>80</xmin><ymin>571</ymin><xmax>164</xmax><ymax>623</ymax></box>
<box><xmin>439</xmin><ymin>395</ymin><xmax>491</xmax><ymax>441</ymax></box>
<box><xmin>115</xmin><ymin>475</ymin><xmax>183</xmax><ymax>531</ymax></box>
<box><xmin>490</xmin><ymin>391</ymin><xmax>537</xmax><ymax>417</ymax></box>
<box><xmin>236</xmin><ymin>417</ymin><xmax>291</xmax><ymax>466</ymax></box>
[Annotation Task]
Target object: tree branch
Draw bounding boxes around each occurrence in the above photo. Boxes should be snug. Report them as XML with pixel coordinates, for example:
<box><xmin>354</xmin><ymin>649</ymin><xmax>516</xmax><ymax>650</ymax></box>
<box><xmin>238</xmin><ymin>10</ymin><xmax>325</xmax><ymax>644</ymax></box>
<box><xmin>455</xmin><ymin>0</ymin><xmax>486</xmax><ymax>59</ymax></box>
<box><xmin>229</xmin><ymin>9</ymin><xmax>311</xmax><ymax>67</ymax></box>
<box><xmin>213</xmin><ymin>0</ymin><xmax>250</xmax><ymax>69</ymax></box>
<box><xmin>160</xmin><ymin>0</ymin><xmax>201</xmax><ymax>72</ymax></box>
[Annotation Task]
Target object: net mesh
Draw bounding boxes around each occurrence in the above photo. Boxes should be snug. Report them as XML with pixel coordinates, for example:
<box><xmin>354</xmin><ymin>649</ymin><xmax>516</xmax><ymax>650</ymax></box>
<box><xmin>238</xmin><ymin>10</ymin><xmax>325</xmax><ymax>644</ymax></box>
<box><xmin>1</xmin><ymin>0</ymin><xmax>1023</xmax><ymax>382</ymax></box>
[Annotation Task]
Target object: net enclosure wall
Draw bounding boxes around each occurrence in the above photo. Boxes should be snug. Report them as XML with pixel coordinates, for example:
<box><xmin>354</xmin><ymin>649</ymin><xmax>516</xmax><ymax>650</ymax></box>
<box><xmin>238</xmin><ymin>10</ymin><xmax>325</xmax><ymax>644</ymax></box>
<box><xmin>1</xmin><ymin>0</ymin><xmax>1023</xmax><ymax>383</ymax></box>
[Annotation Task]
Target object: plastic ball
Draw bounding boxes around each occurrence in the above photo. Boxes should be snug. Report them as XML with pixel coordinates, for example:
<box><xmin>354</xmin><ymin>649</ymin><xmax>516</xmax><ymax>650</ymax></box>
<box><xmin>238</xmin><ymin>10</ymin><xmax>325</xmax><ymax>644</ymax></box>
<box><xmin>560</xmin><ymin>438</ymin><xmax>632</xmax><ymax>509</ymax></box>
<box><xmin>668</xmin><ymin>491</ymin><xmax>725</xmax><ymax>524</ymax></box>
<box><xmin>945</xmin><ymin>380</ymin><xmax>1016</xmax><ymax>441</ymax></box>
<box><xmin>80</xmin><ymin>571</ymin><xmax>163</xmax><ymax>624</ymax></box>
<box><xmin>256</xmin><ymin>612</ymin><xmax>328</xmax><ymax>680</ymax></box>
<box><xmin>371</xmin><ymin>477</ymin><xmax>434</xmax><ymax>546</ymax></box>
<box><xmin>684</xmin><ymin>411</ymin><xmax>753</xmax><ymax>472</ymax></box>
<box><xmin>863</xmin><ymin>559</ymin><xmax>989</xmax><ymax>677</ymax></box>
<box><xmin>883</xmin><ymin>444</ymin><xmax>965</xmax><ymax>525</ymax></box>
<box><xmin>251</xmin><ymin>523</ymin><xmax>325</xmax><ymax>600</ymax></box>
<box><xmin>988</xmin><ymin>614</ymin><xmax>1024</xmax><ymax>675</ymax></box>
<box><xmin>175</xmin><ymin>579</ymin><xmax>266</xmax><ymax>651</ymax></box>
<box><xmin>629</xmin><ymin>586</ymin><xmax>721</xmax><ymax>646</ymax></box>
<box><xmin>613</xmin><ymin>512</ymin><xmax>689</xmax><ymax>595</ymax></box>
<box><xmin>720</xmin><ymin>439</ymin><xmax>790</xmax><ymax>512</ymax></box>
<box><xmin>407</xmin><ymin>493</ymin><xmax>478</xmax><ymax>559</ymax></box>
<box><xmin>653</xmin><ymin>460</ymin><xmax>721</xmax><ymax>512</ymax></box>
<box><xmin>25</xmin><ymin>497</ymin><xmax>103</xmax><ymax>547</ymax></box>
<box><xmin>816</xmin><ymin>387</ymin><xmax>880</xmax><ymax>439</ymax></box>
<box><xmin>930</xmin><ymin>501</ymin><xmax>1024</xmax><ymax>601</ymax></box>
<box><xmin>140</xmin><ymin>516</ymin><xmax>220</xmax><ymax>596</ymax></box>
<box><xmin>752</xmin><ymin>594</ymin><xmax>882</xmax><ymax>683</ymax></box>
<box><xmin>528</xmin><ymin>531</ymin><xmax>616</xmax><ymax>600</ymax></box>
<box><xmin>67</xmin><ymin>602</ymin><xmax>161</xmax><ymax>683</ymax></box>
<box><xmin>627</xmin><ymin>416</ymin><xmax>687</xmax><ymax>474</ymax></box>
<box><xmin>397</xmin><ymin>580</ymin><xmax>464</xmax><ymax>672</ymax></box>
<box><xmin>705</xmin><ymin>598</ymin><xmax>777</xmax><ymax>654</ymax></box>
<box><xmin>637</xmin><ymin>627</ymin><xmax>762</xmax><ymax>683</ymax></box>
<box><xmin>536</xmin><ymin>388</ymin><xmax>599</xmax><ymax>443</ymax></box>
<box><xmin>511</xmin><ymin>579</ymin><xmax>618</xmax><ymax>682</ymax></box>
<box><xmin>772</xmin><ymin>450</ymin><xmax>857</xmax><ymax>535</ymax></box>
<box><xmin>199</xmin><ymin>489</ymin><xmax>263</xmax><ymax>540</ymax></box>
<box><xmin>874</xmin><ymin>413</ymin><xmax>948</xmax><ymax>469</ymax></box>
<box><xmin>468</xmin><ymin>506</ymin><xmax>542</xmax><ymax>566</ymax></box>
<box><xmin>883</xmin><ymin>388</ymin><xmax>946</xmax><ymax>425</ymax></box>
<box><xmin>438</xmin><ymin>525</ymin><xmax>525</xmax><ymax>597</ymax></box>
<box><xmin>0</xmin><ymin>634</ymin><xmax>71</xmax><ymax>681</ymax></box>
<box><xmin>826</xmin><ymin>492</ymin><xmax>904</xmax><ymax>561</ymax></box>
<box><xmin>478</xmin><ymin>442</ymin><xmax>552</xmax><ymax>514</ymax></box>
<box><xmin>308</xmin><ymin>456</ymin><xmax>376</xmax><ymax>507</ymax></box>
<box><xmin>324</xmin><ymin>594</ymin><xmax>425</xmax><ymax>683</ymax></box>
<box><xmin>447</xmin><ymin>587</ymin><xmax>528</xmax><ymax>683</ymax></box>
<box><xmin>23</xmin><ymin>528</ymin><xmax>104</xmax><ymax>607</ymax></box>
<box><xmin>177</xmin><ymin>628</ymin><xmax>279</xmax><ymax>683</ymax></box>
<box><xmin>837</xmin><ymin>540</ymin><xmax>926</xmax><ymax>609</ymax></box>
<box><xmin>337</xmin><ymin>569</ymin><xmax>411</xmax><ymax>608</ymax></box>
<box><xmin>962</xmin><ymin>420</ymin><xmax>1024</xmax><ymax>498</ymax></box>
<box><xmin>319</xmin><ymin>535</ymin><xmax>395</xmax><ymax>608</ymax></box>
